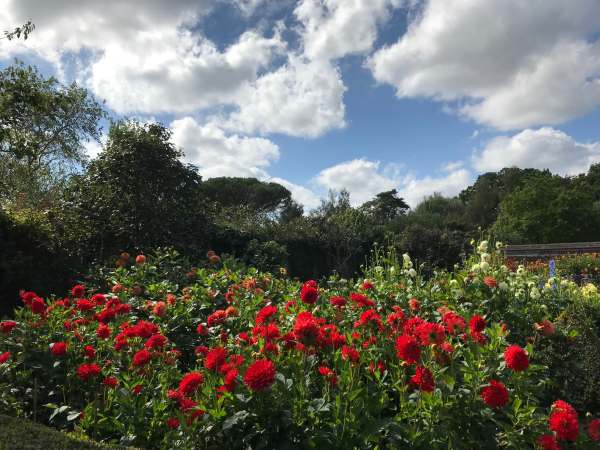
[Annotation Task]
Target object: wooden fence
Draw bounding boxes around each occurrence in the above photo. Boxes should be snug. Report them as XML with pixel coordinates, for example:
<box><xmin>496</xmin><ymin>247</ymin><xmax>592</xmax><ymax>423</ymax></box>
<box><xmin>503</xmin><ymin>242</ymin><xmax>600</xmax><ymax>259</ymax></box>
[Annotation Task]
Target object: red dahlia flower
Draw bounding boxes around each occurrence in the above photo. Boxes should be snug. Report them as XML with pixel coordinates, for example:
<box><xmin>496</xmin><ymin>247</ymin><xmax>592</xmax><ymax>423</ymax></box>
<box><xmin>255</xmin><ymin>305</ymin><xmax>278</xmax><ymax>325</ymax></box>
<box><xmin>207</xmin><ymin>310</ymin><xmax>227</xmax><ymax>327</ymax></box>
<box><xmin>410</xmin><ymin>366</ymin><xmax>435</xmax><ymax>393</ymax></box>
<box><xmin>549</xmin><ymin>411</ymin><xmax>579</xmax><ymax>441</ymax></box>
<box><xmin>536</xmin><ymin>434</ymin><xmax>560</xmax><ymax>450</ymax></box>
<box><xmin>77</xmin><ymin>363</ymin><xmax>101</xmax><ymax>381</ymax></box>
<box><xmin>76</xmin><ymin>299</ymin><xmax>94</xmax><ymax>311</ymax></box>
<box><xmin>552</xmin><ymin>400</ymin><xmax>577</xmax><ymax>418</ymax></box>
<box><xmin>103</xmin><ymin>376</ymin><xmax>119</xmax><ymax>388</ymax></box>
<box><xmin>243</xmin><ymin>359</ymin><xmax>276</xmax><ymax>391</ymax></box>
<box><xmin>483</xmin><ymin>276</ymin><xmax>497</xmax><ymax>288</ymax></box>
<box><xmin>204</xmin><ymin>348</ymin><xmax>228</xmax><ymax>372</ymax></box>
<box><xmin>350</xmin><ymin>293</ymin><xmax>374</xmax><ymax>308</ymax></box>
<box><xmin>179</xmin><ymin>372</ymin><xmax>204</xmax><ymax>395</ymax></box>
<box><xmin>442</xmin><ymin>311</ymin><xmax>465</xmax><ymax>334</ymax></box>
<box><xmin>0</xmin><ymin>321</ymin><xmax>17</xmax><ymax>333</ymax></box>
<box><xmin>469</xmin><ymin>315</ymin><xmax>486</xmax><ymax>333</ymax></box>
<box><xmin>504</xmin><ymin>345</ymin><xmax>529</xmax><ymax>372</ymax></box>
<box><xmin>415</xmin><ymin>322</ymin><xmax>446</xmax><ymax>346</ymax></box>
<box><xmin>293</xmin><ymin>312</ymin><xmax>320</xmax><ymax>345</ymax></box>
<box><xmin>480</xmin><ymin>380</ymin><xmax>509</xmax><ymax>408</ymax></box>
<box><xmin>51</xmin><ymin>342</ymin><xmax>68</xmax><ymax>357</ymax></box>
<box><xmin>330</xmin><ymin>296</ymin><xmax>347</xmax><ymax>308</ymax></box>
<box><xmin>589</xmin><ymin>418</ymin><xmax>600</xmax><ymax>442</ymax></box>
<box><xmin>84</xmin><ymin>345</ymin><xmax>96</xmax><ymax>359</ymax></box>
<box><xmin>144</xmin><ymin>334</ymin><xmax>168</xmax><ymax>349</ymax></box>
<box><xmin>132</xmin><ymin>349</ymin><xmax>152</xmax><ymax>367</ymax></box>
<box><xmin>300</xmin><ymin>281</ymin><xmax>318</xmax><ymax>304</ymax></box>
<box><xmin>0</xmin><ymin>352</ymin><xmax>10</xmax><ymax>364</ymax></box>
<box><xmin>341</xmin><ymin>345</ymin><xmax>360</xmax><ymax>363</ymax></box>
<box><xmin>395</xmin><ymin>334</ymin><xmax>421</xmax><ymax>364</ymax></box>
<box><xmin>97</xmin><ymin>323</ymin><xmax>111</xmax><ymax>339</ymax></box>
<box><xmin>166</xmin><ymin>418</ymin><xmax>180</xmax><ymax>429</ymax></box>
<box><xmin>318</xmin><ymin>366</ymin><xmax>337</xmax><ymax>386</ymax></box>
<box><xmin>71</xmin><ymin>284</ymin><xmax>86</xmax><ymax>298</ymax></box>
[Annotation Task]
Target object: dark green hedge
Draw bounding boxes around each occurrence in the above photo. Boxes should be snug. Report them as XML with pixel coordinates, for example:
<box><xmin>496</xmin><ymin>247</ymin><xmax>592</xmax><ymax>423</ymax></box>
<box><xmin>0</xmin><ymin>415</ymin><xmax>131</xmax><ymax>450</ymax></box>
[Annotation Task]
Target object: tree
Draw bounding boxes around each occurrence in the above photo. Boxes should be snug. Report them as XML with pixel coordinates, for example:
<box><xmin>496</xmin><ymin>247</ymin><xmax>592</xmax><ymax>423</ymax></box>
<box><xmin>53</xmin><ymin>121</ymin><xmax>211</xmax><ymax>264</ymax></box>
<box><xmin>0</xmin><ymin>62</ymin><xmax>105</xmax><ymax>208</ymax></box>
<box><xmin>361</xmin><ymin>189</ymin><xmax>409</xmax><ymax>221</ymax></box>
<box><xmin>2</xmin><ymin>20</ymin><xmax>35</xmax><ymax>41</ymax></box>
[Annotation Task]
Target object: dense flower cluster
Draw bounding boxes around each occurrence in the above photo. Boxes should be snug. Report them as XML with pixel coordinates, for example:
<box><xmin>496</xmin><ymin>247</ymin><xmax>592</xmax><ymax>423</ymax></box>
<box><xmin>1</xmin><ymin>244</ymin><xmax>599</xmax><ymax>449</ymax></box>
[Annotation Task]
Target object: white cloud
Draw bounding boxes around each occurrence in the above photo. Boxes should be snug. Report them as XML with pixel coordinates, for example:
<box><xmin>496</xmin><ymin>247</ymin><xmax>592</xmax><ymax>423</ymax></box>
<box><xmin>398</xmin><ymin>168</ymin><xmax>472</xmax><ymax>208</ymax></box>
<box><xmin>472</xmin><ymin>127</ymin><xmax>600</xmax><ymax>176</ymax></box>
<box><xmin>269</xmin><ymin>177</ymin><xmax>321</xmax><ymax>210</ymax></box>
<box><xmin>294</xmin><ymin>0</ymin><xmax>399</xmax><ymax>61</ymax></box>
<box><xmin>313</xmin><ymin>158</ymin><xmax>472</xmax><ymax>207</ymax></box>
<box><xmin>221</xmin><ymin>56</ymin><xmax>346</xmax><ymax>137</ymax></box>
<box><xmin>368</xmin><ymin>0</ymin><xmax>600</xmax><ymax>130</ymax></box>
<box><xmin>1</xmin><ymin>1</ymin><xmax>285</xmax><ymax>114</ymax></box>
<box><xmin>314</xmin><ymin>159</ymin><xmax>398</xmax><ymax>206</ymax></box>
<box><xmin>170</xmin><ymin>117</ymin><xmax>280</xmax><ymax>178</ymax></box>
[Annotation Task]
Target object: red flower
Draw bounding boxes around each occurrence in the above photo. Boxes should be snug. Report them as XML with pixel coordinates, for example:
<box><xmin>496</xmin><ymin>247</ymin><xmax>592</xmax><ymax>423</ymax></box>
<box><xmin>408</xmin><ymin>298</ymin><xmax>420</xmax><ymax>311</ymax></box>
<box><xmin>300</xmin><ymin>281</ymin><xmax>318</xmax><ymax>304</ymax></box>
<box><xmin>207</xmin><ymin>310</ymin><xmax>227</xmax><ymax>327</ymax></box>
<box><xmin>132</xmin><ymin>349</ymin><xmax>152</xmax><ymax>367</ymax></box>
<box><xmin>442</xmin><ymin>311</ymin><xmax>465</xmax><ymax>334</ymax></box>
<box><xmin>504</xmin><ymin>345</ymin><xmax>529</xmax><ymax>372</ymax></box>
<box><xmin>223</xmin><ymin>368</ymin><xmax>239</xmax><ymax>392</ymax></box>
<box><xmin>30</xmin><ymin>297</ymin><xmax>46</xmax><ymax>315</ymax></box>
<box><xmin>51</xmin><ymin>342</ymin><xmax>68</xmax><ymax>357</ymax></box>
<box><xmin>469</xmin><ymin>315</ymin><xmax>486</xmax><ymax>333</ymax></box>
<box><xmin>386</xmin><ymin>311</ymin><xmax>405</xmax><ymax>331</ymax></box>
<box><xmin>103</xmin><ymin>376</ymin><xmax>119</xmax><ymax>388</ymax></box>
<box><xmin>152</xmin><ymin>301</ymin><xmax>167</xmax><ymax>317</ymax></box>
<box><xmin>536</xmin><ymin>435</ymin><xmax>560</xmax><ymax>450</ymax></box>
<box><xmin>415</xmin><ymin>322</ymin><xmax>445</xmax><ymax>345</ymax></box>
<box><xmin>145</xmin><ymin>334</ymin><xmax>168</xmax><ymax>349</ymax></box>
<box><xmin>481</xmin><ymin>380</ymin><xmax>509</xmax><ymax>408</ymax></box>
<box><xmin>330</xmin><ymin>296</ymin><xmax>347</xmax><ymax>308</ymax></box>
<box><xmin>354</xmin><ymin>309</ymin><xmax>383</xmax><ymax>331</ymax></box>
<box><xmin>204</xmin><ymin>348</ymin><xmax>228</xmax><ymax>372</ymax></box>
<box><xmin>535</xmin><ymin>320</ymin><xmax>556</xmax><ymax>337</ymax></box>
<box><xmin>552</xmin><ymin>400</ymin><xmax>577</xmax><ymax>418</ymax></box>
<box><xmin>255</xmin><ymin>305</ymin><xmax>278</xmax><ymax>325</ymax></box>
<box><xmin>179</xmin><ymin>372</ymin><xmax>204</xmax><ymax>395</ymax></box>
<box><xmin>395</xmin><ymin>335</ymin><xmax>421</xmax><ymax>364</ymax></box>
<box><xmin>588</xmin><ymin>418</ymin><xmax>600</xmax><ymax>442</ymax></box>
<box><xmin>71</xmin><ymin>284</ymin><xmax>86</xmax><ymax>298</ymax></box>
<box><xmin>293</xmin><ymin>312</ymin><xmax>320</xmax><ymax>345</ymax></box>
<box><xmin>318</xmin><ymin>366</ymin><xmax>337</xmax><ymax>386</ymax></box>
<box><xmin>341</xmin><ymin>345</ymin><xmax>360</xmax><ymax>363</ymax></box>
<box><xmin>410</xmin><ymin>366</ymin><xmax>435</xmax><ymax>392</ymax></box>
<box><xmin>135</xmin><ymin>254</ymin><xmax>146</xmax><ymax>265</ymax></box>
<box><xmin>350</xmin><ymin>293</ymin><xmax>374</xmax><ymax>308</ymax></box>
<box><xmin>76</xmin><ymin>299</ymin><xmax>94</xmax><ymax>311</ymax></box>
<box><xmin>362</xmin><ymin>280</ymin><xmax>374</xmax><ymax>290</ymax></box>
<box><xmin>97</xmin><ymin>323</ymin><xmax>111</xmax><ymax>339</ymax></box>
<box><xmin>0</xmin><ymin>321</ymin><xmax>17</xmax><ymax>333</ymax></box>
<box><xmin>549</xmin><ymin>411</ymin><xmax>579</xmax><ymax>441</ymax></box>
<box><xmin>76</xmin><ymin>363</ymin><xmax>101</xmax><ymax>381</ymax></box>
<box><xmin>132</xmin><ymin>384</ymin><xmax>143</xmax><ymax>395</ymax></box>
<box><xmin>244</xmin><ymin>359</ymin><xmax>276</xmax><ymax>391</ymax></box>
<box><xmin>166</xmin><ymin>417</ymin><xmax>180</xmax><ymax>429</ymax></box>
<box><xmin>0</xmin><ymin>352</ymin><xmax>10</xmax><ymax>364</ymax></box>
<box><xmin>91</xmin><ymin>294</ymin><xmax>106</xmax><ymax>305</ymax></box>
<box><xmin>84</xmin><ymin>345</ymin><xmax>96</xmax><ymax>359</ymax></box>
<box><xmin>483</xmin><ymin>276</ymin><xmax>497</xmax><ymax>288</ymax></box>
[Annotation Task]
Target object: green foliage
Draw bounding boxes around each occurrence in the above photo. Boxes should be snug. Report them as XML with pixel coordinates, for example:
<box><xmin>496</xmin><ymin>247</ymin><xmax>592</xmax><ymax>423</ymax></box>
<box><xmin>0</xmin><ymin>415</ymin><xmax>129</xmax><ymax>450</ymax></box>
<box><xmin>0</xmin><ymin>62</ymin><xmax>105</xmax><ymax>209</ymax></box>
<box><xmin>52</xmin><ymin>121</ymin><xmax>211</xmax><ymax>264</ymax></box>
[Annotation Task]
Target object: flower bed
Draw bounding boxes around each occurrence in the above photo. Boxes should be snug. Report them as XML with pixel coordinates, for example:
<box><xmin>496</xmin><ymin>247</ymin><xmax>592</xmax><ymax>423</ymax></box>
<box><xmin>1</xmin><ymin>243</ymin><xmax>599</xmax><ymax>449</ymax></box>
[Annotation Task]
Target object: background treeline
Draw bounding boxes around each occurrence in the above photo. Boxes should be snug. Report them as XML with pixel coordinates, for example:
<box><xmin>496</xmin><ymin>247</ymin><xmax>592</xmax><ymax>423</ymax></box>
<box><xmin>2</xmin><ymin>62</ymin><xmax>600</xmax><ymax>313</ymax></box>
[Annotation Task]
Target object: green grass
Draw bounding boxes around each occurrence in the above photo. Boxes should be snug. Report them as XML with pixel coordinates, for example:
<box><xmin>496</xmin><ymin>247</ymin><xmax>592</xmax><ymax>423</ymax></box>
<box><xmin>0</xmin><ymin>415</ymin><xmax>130</xmax><ymax>450</ymax></box>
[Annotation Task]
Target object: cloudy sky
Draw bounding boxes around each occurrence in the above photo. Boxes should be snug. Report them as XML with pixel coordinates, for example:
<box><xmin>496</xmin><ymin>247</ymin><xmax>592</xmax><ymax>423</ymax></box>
<box><xmin>2</xmin><ymin>0</ymin><xmax>600</xmax><ymax>209</ymax></box>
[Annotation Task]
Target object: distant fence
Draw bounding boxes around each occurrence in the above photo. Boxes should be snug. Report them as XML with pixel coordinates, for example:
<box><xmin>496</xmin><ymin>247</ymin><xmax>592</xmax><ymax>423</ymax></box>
<box><xmin>503</xmin><ymin>242</ymin><xmax>600</xmax><ymax>259</ymax></box>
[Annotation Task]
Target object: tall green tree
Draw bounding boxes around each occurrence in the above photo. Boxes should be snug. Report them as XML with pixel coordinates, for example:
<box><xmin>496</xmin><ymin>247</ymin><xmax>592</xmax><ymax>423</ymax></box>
<box><xmin>0</xmin><ymin>62</ymin><xmax>105</xmax><ymax>208</ymax></box>
<box><xmin>53</xmin><ymin>121</ymin><xmax>211</xmax><ymax>264</ymax></box>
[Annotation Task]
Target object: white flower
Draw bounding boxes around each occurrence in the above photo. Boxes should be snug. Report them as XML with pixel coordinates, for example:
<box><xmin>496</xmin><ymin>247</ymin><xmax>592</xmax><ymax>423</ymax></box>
<box><xmin>530</xmin><ymin>287</ymin><xmax>541</xmax><ymax>300</ymax></box>
<box><xmin>477</xmin><ymin>241</ymin><xmax>488</xmax><ymax>253</ymax></box>
<box><xmin>495</xmin><ymin>242</ymin><xmax>503</xmax><ymax>250</ymax></box>
<box><xmin>408</xmin><ymin>268</ymin><xmax>417</xmax><ymax>278</ymax></box>
<box><xmin>480</xmin><ymin>253</ymin><xmax>491</xmax><ymax>263</ymax></box>
<box><xmin>499</xmin><ymin>281</ymin><xmax>509</xmax><ymax>291</ymax></box>
<box><xmin>471</xmin><ymin>264</ymin><xmax>481</xmax><ymax>273</ymax></box>
<box><xmin>480</xmin><ymin>261</ymin><xmax>490</xmax><ymax>272</ymax></box>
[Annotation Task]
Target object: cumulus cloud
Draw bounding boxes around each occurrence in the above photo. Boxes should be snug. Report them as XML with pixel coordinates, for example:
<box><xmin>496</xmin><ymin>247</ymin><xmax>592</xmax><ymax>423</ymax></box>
<box><xmin>269</xmin><ymin>177</ymin><xmax>322</xmax><ymax>210</ymax></box>
<box><xmin>170</xmin><ymin>117</ymin><xmax>280</xmax><ymax>179</ymax></box>
<box><xmin>220</xmin><ymin>56</ymin><xmax>346</xmax><ymax>137</ymax></box>
<box><xmin>313</xmin><ymin>158</ymin><xmax>472</xmax><ymax>207</ymax></box>
<box><xmin>294</xmin><ymin>0</ymin><xmax>400</xmax><ymax>61</ymax></box>
<box><xmin>314</xmin><ymin>159</ymin><xmax>398</xmax><ymax>206</ymax></box>
<box><xmin>368</xmin><ymin>0</ymin><xmax>600</xmax><ymax>130</ymax></box>
<box><xmin>398</xmin><ymin>168</ymin><xmax>472</xmax><ymax>208</ymax></box>
<box><xmin>472</xmin><ymin>127</ymin><xmax>600</xmax><ymax>176</ymax></box>
<box><xmin>1</xmin><ymin>1</ymin><xmax>286</xmax><ymax>115</ymax></box>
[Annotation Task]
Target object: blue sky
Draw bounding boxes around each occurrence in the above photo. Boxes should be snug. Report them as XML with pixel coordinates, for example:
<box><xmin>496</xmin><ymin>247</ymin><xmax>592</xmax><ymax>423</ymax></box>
<box><xmin>2</xmin><ymin>0</ymin><xmax>600</xmax><ymax>209</ymax></box>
